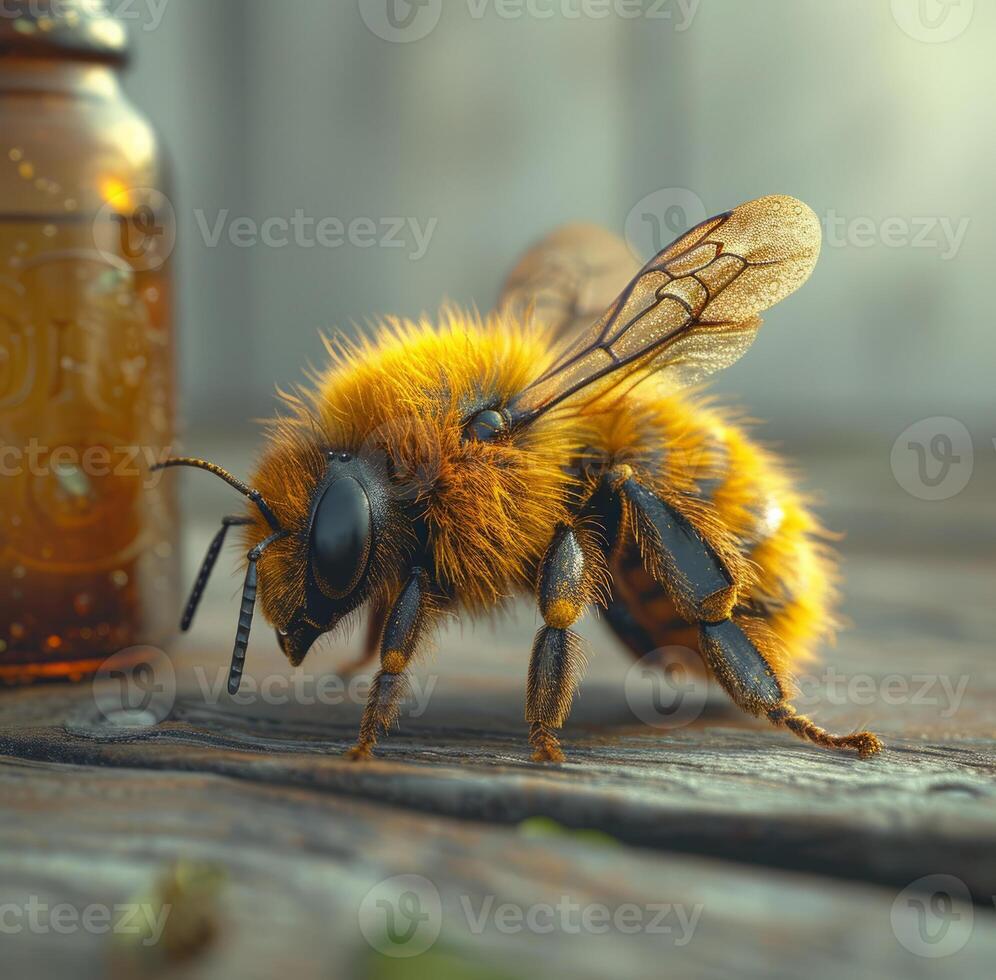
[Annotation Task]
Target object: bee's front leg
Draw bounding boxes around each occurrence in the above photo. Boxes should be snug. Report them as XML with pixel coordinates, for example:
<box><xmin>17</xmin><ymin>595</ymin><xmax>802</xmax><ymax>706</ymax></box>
<box><xmin>346</xmin><ymin>568</ymin><xmax>435</xmax><ymax>760</ymax></box>
<box><xmin>526</xmin><ymin>524</ymin><xmax>607</xmax><ymax>763</ymax></box>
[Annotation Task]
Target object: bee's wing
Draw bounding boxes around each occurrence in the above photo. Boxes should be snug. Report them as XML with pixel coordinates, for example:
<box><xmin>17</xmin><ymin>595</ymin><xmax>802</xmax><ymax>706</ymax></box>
<box><xmin>499</xmin><ymin>223</ymin><xmax>640</xmax><ymax>346</ymax></box>
<box><xmin>508</xmin><ymin>195</ymin><xmax>822</xmax><ymax>424</ymax></box>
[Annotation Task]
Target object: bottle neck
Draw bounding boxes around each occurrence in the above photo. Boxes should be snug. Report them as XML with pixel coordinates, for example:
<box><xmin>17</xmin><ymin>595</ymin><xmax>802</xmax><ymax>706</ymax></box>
<box><xmin>0</xmin><ymin>56</ymin><xmax>121</xmax><ymax>98</ymax></box>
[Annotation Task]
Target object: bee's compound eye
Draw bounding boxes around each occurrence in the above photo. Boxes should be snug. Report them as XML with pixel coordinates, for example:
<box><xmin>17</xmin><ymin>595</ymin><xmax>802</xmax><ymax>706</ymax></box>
<box><xmin>310</xmin><ymin>476</ymin><xmax>372</xmax><ymax>598</ymax></box>
<box><xmin>463</xmin><ymin>409</ymin><xmax>507</xmax><ymax>443</ymax></box>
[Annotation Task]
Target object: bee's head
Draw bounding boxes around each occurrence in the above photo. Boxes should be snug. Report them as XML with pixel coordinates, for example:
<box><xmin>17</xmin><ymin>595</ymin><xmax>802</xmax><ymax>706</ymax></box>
<box><xmin>272</xmin><ymin>446</ymin><xmax>414</xmax><ymax>665</ymax></box>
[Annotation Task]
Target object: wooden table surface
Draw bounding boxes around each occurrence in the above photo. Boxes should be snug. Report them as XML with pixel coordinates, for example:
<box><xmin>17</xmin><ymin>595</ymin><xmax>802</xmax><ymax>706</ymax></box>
<box><xmin>2</xmin><ymin>446</ymin><xmax>994</xmax><ymax>980</ymax></box>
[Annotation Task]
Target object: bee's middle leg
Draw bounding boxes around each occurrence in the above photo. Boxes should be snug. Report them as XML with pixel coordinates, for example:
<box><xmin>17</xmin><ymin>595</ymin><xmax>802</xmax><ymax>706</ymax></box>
<box><xmin>526</xmin><ymin>524</ymin><xmax>604</xmax><ymax>763</ymax></box>
<box><xmin>347</xmin><ymin>569</ymin><xmax>433</xmax><ymax>760</ymax></box>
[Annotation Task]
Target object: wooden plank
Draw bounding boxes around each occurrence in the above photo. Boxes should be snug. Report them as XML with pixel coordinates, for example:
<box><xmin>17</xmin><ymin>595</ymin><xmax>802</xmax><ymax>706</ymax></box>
<box><xmin>1</xmin><ymin>760</ymin><xmax>994</xmax><ymax>980</ymax></box>
<box><xmin>2</xmin><ymin>669</ymin><xmax>996</xmax><ymax>906</ymax></box>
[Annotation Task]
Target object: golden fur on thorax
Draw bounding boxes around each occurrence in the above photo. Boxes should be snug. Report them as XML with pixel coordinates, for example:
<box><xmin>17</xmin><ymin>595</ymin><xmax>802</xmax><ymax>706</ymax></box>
<box><xmin>246</xmin><ymin>310</ymin><xmax>589</xmax><ymax>628</ymax></box>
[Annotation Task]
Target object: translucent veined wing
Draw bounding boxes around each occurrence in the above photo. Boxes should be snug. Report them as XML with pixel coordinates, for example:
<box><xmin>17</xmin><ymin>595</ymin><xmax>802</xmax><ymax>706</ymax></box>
<box><xmin>507</xmin><ymin>195</ymin><xmax>822</xmax><ymax>424</ymax></box>
<box><xmin>498</xmin><ymin>223</ymin><xmax>639</xmax><ymax>346</ymax></box>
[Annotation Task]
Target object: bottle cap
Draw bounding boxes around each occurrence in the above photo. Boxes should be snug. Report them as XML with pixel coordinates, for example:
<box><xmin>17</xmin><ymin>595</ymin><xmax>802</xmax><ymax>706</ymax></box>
<box><xmin>0</xmin><ymin>0</ymin><xmax>129</xmax><ymax>65</ymax></box>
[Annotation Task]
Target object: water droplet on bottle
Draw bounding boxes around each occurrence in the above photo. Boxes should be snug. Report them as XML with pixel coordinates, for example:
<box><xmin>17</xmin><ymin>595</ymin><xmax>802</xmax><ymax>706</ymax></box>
<box><xmin>74</xmin><ymin>593</ymin><xmax>94</xmax><ymax>616</ymax></box>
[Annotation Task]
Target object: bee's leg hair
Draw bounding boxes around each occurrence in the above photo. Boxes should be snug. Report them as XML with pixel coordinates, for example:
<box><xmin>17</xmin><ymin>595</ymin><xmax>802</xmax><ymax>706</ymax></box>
<box><xmin>181</xmin><ymin>515</ymin><xmax>253</xmax><ymax>632</ymax></box>
<box><xmin>526</xmin><ymin>524</ymin><xmax>595</xmax><ymax>763</ymax></box>
<box><xmin>337</xmin><ymin>597</ymin><xmax>389</xmax><ymax>677</ymax></box>
<box><xmin>615</xmin><ymin>472</ymin><xmax>882</xmax><ymax>758</ymax></box>
<box><xmin>347</xmin><ymin>568</ymin><xmax>433</xmax><ymax>760</ymax></box>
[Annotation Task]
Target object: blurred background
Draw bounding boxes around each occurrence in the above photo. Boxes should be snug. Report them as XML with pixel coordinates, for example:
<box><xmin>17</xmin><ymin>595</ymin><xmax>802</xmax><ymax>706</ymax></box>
<box><xmin>124</xmin><ymin>0</ymin><xmax>994</xmax><ymax>448</ymax></box>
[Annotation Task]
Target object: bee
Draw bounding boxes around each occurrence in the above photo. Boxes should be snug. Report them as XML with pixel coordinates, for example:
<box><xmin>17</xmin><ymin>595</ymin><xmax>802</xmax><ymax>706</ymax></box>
<box><xmin>154</xmin><ymin>195</ymin><xmax>882</xmax><ymax>763</ymax></box>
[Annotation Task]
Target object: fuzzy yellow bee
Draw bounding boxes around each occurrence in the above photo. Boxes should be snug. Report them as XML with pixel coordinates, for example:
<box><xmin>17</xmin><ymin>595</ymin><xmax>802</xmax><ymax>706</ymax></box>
<box><xmin>155</xmin><ymin>195</ymin><xmax>882</xmax><ymax>763</ymax></box>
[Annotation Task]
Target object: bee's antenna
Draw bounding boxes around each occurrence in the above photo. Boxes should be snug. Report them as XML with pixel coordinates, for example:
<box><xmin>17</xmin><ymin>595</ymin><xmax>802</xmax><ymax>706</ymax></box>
<box><xmin>152</xmin><ymin>456</ymin><xmax>282</xmax><ymax>532</ymax></box>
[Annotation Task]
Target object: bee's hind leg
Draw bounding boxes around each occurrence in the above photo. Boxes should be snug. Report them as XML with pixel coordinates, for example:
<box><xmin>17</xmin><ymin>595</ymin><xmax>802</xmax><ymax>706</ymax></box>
<box><xmin>615</xmin><ymin>472</ymin><xmax>882</xmax><ymax>759</ymax></box>
<box><xmin>699</xmin><ymin>617</ymin><xmax>882</xmax><ymax>758</ymax></box>
<box><xmin>526</xmin><ymin>524</ymin><xmax>606</xmax><ymax>763</ymax></box>
<box><xmin>347</xmin><ymin>568</ymin><xmax>434</xmax><ymax>761</ymax></box>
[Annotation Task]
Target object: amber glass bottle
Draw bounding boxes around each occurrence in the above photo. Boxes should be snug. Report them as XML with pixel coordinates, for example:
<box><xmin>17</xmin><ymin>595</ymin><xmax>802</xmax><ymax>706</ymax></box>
<box><xmin>0</xmin><ymin>2</ymin><xmax>178</xmax><ymax>682</ymax></box>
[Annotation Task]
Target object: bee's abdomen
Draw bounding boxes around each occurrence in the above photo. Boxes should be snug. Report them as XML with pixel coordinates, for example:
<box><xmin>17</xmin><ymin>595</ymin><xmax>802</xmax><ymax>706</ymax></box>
<box><xmin>606</xmin><ymin>547</ymin><xmax>703</xmax><ymax>668</ymax></box>
<box><xmin>603</xmin><ymin>403</ymin><xmax>837</xmax><ymax>667</ymax></box>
